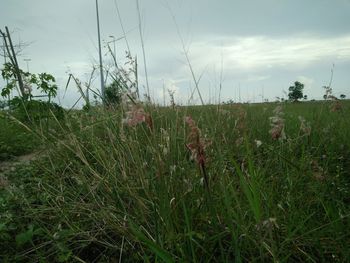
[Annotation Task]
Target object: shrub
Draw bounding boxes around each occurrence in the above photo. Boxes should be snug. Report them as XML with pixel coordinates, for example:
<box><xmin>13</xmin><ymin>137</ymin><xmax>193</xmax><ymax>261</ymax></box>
<box><xmin>9</xmin><ymin>97</ymin><xmax>64</xmax><ymax>122</ymax></box>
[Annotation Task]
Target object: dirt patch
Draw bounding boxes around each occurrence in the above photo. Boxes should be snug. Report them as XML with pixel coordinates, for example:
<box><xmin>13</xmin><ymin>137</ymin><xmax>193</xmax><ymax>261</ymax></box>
<box><xmin>0</xmin><ymin>152</ymin><xmax>38</xmax><ymax>172</ymax></box>
<box><xmin>0</xmin><ymin>152</ymin><xmax>39</xmax><ymax>188</ymax></box>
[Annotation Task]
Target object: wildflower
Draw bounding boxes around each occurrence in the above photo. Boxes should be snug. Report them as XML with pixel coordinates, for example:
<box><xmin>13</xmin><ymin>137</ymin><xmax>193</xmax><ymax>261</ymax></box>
<box><xmin>234</xmin><ymin>107</ymin><xmax>247</xmax><ymax>133</ymax></box>
<box><xmin>298</xmin><ymin>116</ymin><xmax>311</xmax><ymax>136</ymax></box>
<box><xmin>145</xmin><ymin>113</ymin><xmax>153</xmax><ymax>131</ymax></box>
<box><xmin>272</xmin><ymin>105</ymin><xmax>283</xmax><ymax>115</ymax></box>
<box><xmin>185</xmin><ymin>116</ymin><xmax>211</xmax><ymax>166</ymax></box>
<box><xmin>122</xmin><ymin>105</ymin><xmax>153</xmax><ymax>130</ymax></box>
<box><xmin>311</xmin><ymin>160</ymin><xmax>325</xmax><ymax>181</ymax></box>
<box><xmin>263</xmin><ymin>218</ymin><xmax>278</xmax><ymax>229</ymax></box>
<box><xmin>255</xmin><ymin>218</ymin><xmax>279</xmax><ymax>231</ymax></box>
<box><xmin>269</xmin><ymin>116</ymin><xmax>285</xmax><ymax>140</ymax></box>
<box><xmin>330</xmin><ymin>101</ymin><xmax>342</xmax><ymax>112</ymax></box>
<box><xmin>159</xmin><ymin>128</ymin><xmax>170</xmax><ymax>156</ymax></box>
<box><xmin>122</xmin><ymin>106</ymin><xmax>146</xmax><ymax>126</ymax></box>
<box><xmin>269</xmin><ymin>105</ymin><xmax>286</xmax><ymax>140</ymax></box>
<box><xmin>185</xmin><ymin>116</ymin><xmax>211</xmax><ymax>190</ymax></box>
<box><xmin>254</xmin><ymin>139</ymin><xmax>262</xmax><ymax>148</ymax></box>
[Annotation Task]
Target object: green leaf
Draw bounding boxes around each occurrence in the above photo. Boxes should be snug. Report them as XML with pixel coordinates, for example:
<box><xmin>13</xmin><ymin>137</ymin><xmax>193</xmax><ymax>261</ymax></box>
<box><xmin>0</xmin><ymin>222</ymin><xmax>7</xmax><ymax>232</ymax></box>
<box><xmin>57</xmin><ymin>250</ymin><xmax>72</xmax><ymax>262</ymax></box>
<box><xmin>16</xmin><ymin>225</ymin><xmax>34</xmax><ymax>246</ymax></box>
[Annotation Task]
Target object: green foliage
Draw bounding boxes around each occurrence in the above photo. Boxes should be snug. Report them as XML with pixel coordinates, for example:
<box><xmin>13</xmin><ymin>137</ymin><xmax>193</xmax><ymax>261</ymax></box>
<box><xmin>0</xmin><ymin>98</ymin><xmax>64</xmax><ymax>161</ymax></box>
<box><xmin>0</xmin><ymin>117</ymin><xmax>38</xmax><ymax>160</ymax></box>
<box><xmin>0</xmin><ymin>164</ymin><xmax>49</xmax><ymax>260</ymax></box>
<box><xmin>9</xmin><ymin>97</ymin><xmax>64</xmax><ymax>122</ymax></box>
<box><xmin>0</xmin><ymin>100</ymin><xmax>7</xmax><ymax>109</ymax></box>
<box><xmin>288</xmin><ymin>81</ymin><xmax>304</xmax><ymax>102</ymax></box>
<box><xmin>130</xmin><ymin>222</ymin><xmax>175</xmax><ymax>263</ymax></box>
<box><xmin>1</xmin><ymin>62</ymin><xmax>58</xmax><ymax>100</ymax></box>
<box><xmin>340</xmin><ymin>94</ymin><xmax>346</xmax><ymax>99</ymax></box>
<box><xmin>105</xmin><ymin>79</ymin><xmax>123</xmax><ymax>106</ymax></box>
<box><xmin>37</xmin><ymin>72</ymin><xmax>58</xmax><ymax>98</ymax></box>
<box><xmin>15</xmin><ymin>227</ymin><xmax>33</xmax><ymax>247</ymax></box>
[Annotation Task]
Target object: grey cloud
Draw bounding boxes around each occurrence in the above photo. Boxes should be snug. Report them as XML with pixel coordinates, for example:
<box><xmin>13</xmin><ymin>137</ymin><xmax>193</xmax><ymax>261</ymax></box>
<box><xmin>1</xmin><ymin>0</ymin><xmax>350</xmax><ymax>107</ymax></box>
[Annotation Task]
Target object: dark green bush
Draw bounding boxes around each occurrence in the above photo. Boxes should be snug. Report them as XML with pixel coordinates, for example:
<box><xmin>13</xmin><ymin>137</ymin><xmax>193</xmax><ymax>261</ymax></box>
<box><xmin>9</xmin><ymin>97</ymin><xmax>64</xmax><ymax>122</ymax></box>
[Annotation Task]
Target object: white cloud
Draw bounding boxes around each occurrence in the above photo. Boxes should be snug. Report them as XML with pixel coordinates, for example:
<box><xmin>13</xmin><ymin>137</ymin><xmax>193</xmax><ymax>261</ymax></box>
<box><xmin>245</xmin><ymin>75</ymin><xmax>271</xmax><ymax>82</ymax></box>
<box><xmin>297</xmin><ymin>76</ymin><xmax>314</xmax><ymax>89</ymax></box>
<box><xmin>188</xmin><ymin>34</ymin><xmax>350</xmax><ymax>71</ymax></box>
<box><xmin>153</xmin><ymin>78</ymin><xmax>190</xmax><ymax>105</ymax></box>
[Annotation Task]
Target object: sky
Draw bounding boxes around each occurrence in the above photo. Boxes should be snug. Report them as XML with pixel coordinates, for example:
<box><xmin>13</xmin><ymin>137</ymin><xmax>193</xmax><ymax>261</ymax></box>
<box><xmin>1</xmin><ymin>0</ymin><xmax>350</xmax><ymax>107</ymax></box>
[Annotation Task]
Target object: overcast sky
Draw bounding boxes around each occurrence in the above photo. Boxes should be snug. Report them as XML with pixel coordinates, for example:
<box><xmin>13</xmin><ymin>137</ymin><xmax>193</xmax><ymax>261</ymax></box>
<box><xmin>1</xmin><ymin>0</ymin><xmax>350</xmax><ymax>107</ymax></box>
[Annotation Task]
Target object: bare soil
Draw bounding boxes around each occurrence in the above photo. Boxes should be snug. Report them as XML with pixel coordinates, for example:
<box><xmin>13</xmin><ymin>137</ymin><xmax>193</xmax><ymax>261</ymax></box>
<box><xmin>0</xmin><ymin>152</ymin><xmax>38</xmax><ymax>188</ymax></box>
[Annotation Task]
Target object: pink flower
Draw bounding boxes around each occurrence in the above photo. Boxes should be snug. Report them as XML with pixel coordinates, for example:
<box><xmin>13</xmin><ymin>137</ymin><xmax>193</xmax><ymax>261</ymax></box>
<box><xmin>269</xmin><ymin>106</ymin><xmax>286</xmax><ymax>140</ymax></box>
<box><xmin>185</xmin><ymin>116</ymin><xmax>212</xmax><ymax>190</ymax></box>
<box><xmin>330</xmin><ymin>101</ymin><xmax>342</xmax><ymax>112</ymax></box>
<box><xmin>298</xmin><ymin>116</ymin><xmax>311</xmax><ymax>136</ymax></box>
<box><xmin>185</xmin><ymin>116</ymin><xmax>211</xmax><ymax>165</ymax></box>
<box><xmin>123</xmin><ymin>105</ymin><xmax>152</xmax><ymax>130</ymax></box>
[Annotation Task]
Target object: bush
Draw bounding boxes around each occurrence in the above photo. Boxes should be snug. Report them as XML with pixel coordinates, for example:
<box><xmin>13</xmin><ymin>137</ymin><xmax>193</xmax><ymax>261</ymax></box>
<box><xmin>9</xmin><ymin>97</ymin><xmax>65</xmax><ymax>122</ymax></box>
<box><xmin>105</xmin><ymin>80</ymin><xmax>123</xmax><ymax>106</ymax></box>
<box><xmin>0</xmin><ymin>100</ymin><xmax>8</xmax><ymax>110</ymax></box>
<box><xmin>0</xmin><ymin>117</ymin><xmax>37</xmax><ymax>160</ymax></box>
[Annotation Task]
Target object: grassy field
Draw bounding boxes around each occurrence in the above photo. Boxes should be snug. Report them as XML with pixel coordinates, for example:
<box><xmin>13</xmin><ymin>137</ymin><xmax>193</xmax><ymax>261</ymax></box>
<box><xmin>0</xmin><ymin>100</ymin><xmax>349</xmax><ymax>262</ymax></box>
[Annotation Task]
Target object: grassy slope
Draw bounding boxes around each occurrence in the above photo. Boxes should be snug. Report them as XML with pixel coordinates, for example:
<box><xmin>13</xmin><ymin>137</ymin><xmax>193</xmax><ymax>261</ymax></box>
<box><xmin>0</xmin><ymin>116</ymin><xmax>38</xmax><ymax>161</ymax></box>
<box><xmin>1</xmin><ymin>100</ymin><xmax>349</xmax><ymax>262</ymax></box>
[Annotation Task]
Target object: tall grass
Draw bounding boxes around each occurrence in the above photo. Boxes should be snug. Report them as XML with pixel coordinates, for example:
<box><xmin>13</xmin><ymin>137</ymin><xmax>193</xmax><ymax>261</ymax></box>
<box><xmin>1</xmin><ymin>100</ymin><xmax>350</xmax><ymax>262</ymax></box>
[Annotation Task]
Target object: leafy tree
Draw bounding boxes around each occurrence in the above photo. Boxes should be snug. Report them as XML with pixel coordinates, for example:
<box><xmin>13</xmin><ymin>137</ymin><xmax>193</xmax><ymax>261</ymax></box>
<box><xmin>303</xmin><ymin>95</ymin><xmax>308</xmax><ymax>100</ymax></box>
<box><xmin>323</xmin><ymin>94</ymin><xmax>327</xmax><ymax>100</ymax></box>
<box><xmin>340</xmin><ymin>94</ymin><xmax>346</xmax><ymax>99</ymax></box>
<box><xmin>1</xmin><ymin>62</ymin><xmax>62</xmax><ymax>123</ymax></box>
<box><xmin>288</xmin><ymin>81</ymin><xmax>304</xmax><ymax>102</ymax></box>
<box><xmin>1</xmin><ymin>62</ymin><xmax>57</xmax><ymax>101</ymax></box>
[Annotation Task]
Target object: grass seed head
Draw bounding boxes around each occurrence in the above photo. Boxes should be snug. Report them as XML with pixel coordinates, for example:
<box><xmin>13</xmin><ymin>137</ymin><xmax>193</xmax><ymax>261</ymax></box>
<box><xmin>185</xmin><ymin>116</ymin><xmax>211</xmax><ymax>166</ymax></box>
